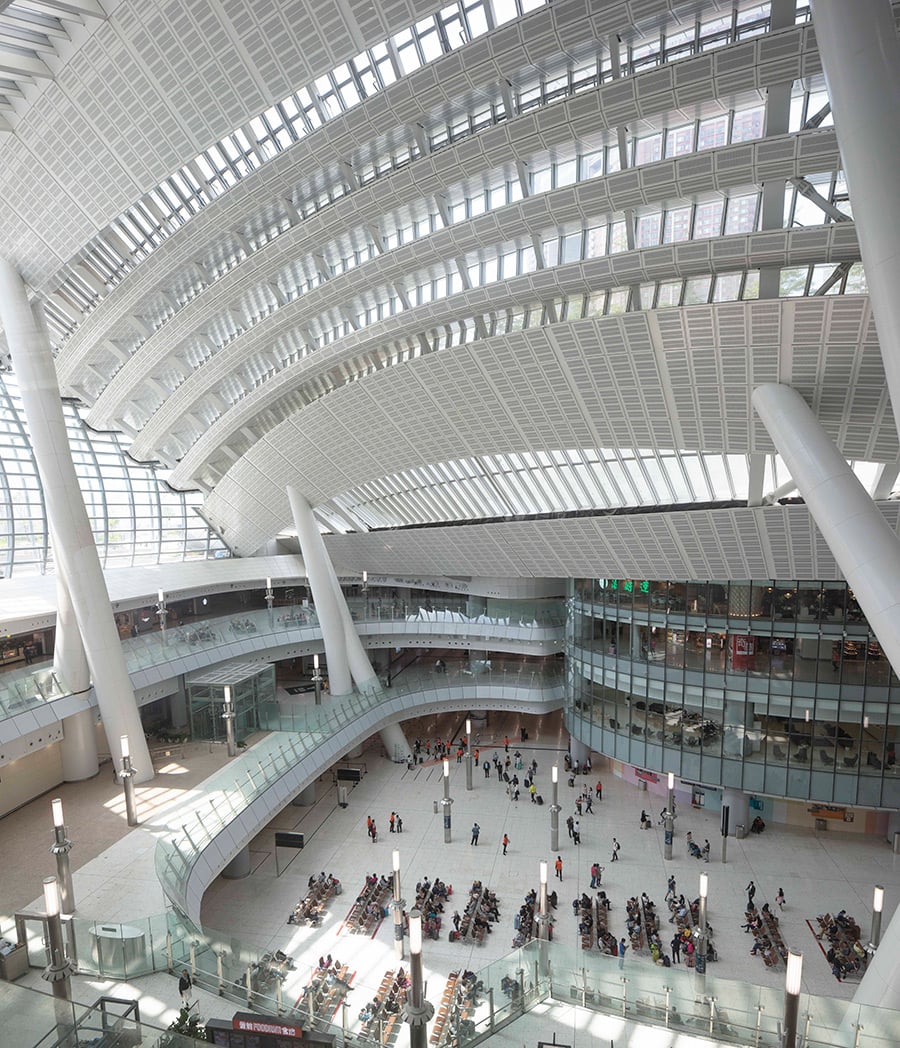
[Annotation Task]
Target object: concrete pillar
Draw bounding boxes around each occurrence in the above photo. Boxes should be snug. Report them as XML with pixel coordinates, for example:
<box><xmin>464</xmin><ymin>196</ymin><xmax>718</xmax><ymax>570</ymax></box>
<box><xmin>60</xmin><ymin>709</ymin><xmax>99</xmax><ymax>781</ymax></box>
<box><xmin>753</xmin><ymin>384</ymin><xmax>900</xmax><ymax>677</ymax></box>
<box><xmin>52</xmin><ymin>568</ymin><xmax>90</xmax><ymax>695</ymax></box>
<box><xmin>287</xmin><ymin>487</ymin><xmax>352</xmax><ymax>696</ymax></box>
<box><xmin>54</xmin><ymin>565</ymin><xmax>99</xmax><ymax>781</ymax></box>
<box><xmin>0</xmin><ymin>259</ymin><xmax>152</xmax><ymax>783</ymax></box>
<box><xmin>722</xmin><ymin>788</ymin><xmax>750</xmax><ymax>838</ymax></box>
<box><xmin>329</xmin><ymin>570</ymin><xmax>380</xmax><ymax>693</ymax></box>
<box><xmin>292</xmin><ymin>781</ymin><xmax>318</xmax><ymax>806</ymax></box>
<box><xmin>811</xmin><ymin>0</ymin><xmax>900</xmax><ymax>443</ymax></box>
<box><xmin>569</xmin><ymin>736</ymin><xmax>590</xmax><ymax>765</ymax></box>
<box><xmin>169</xmin><ymin>681</ymin><xmax>189</xmax><ymax>731</ymax></box>
<box><xmin>381</xmin><ymin>721</ymin><xmax>411</xmax><ymax>762</ymax></box>
<box><xmin>221</xmin><ymin>846</ymin><xmax>251</xmax><ymax>879</ymax></box>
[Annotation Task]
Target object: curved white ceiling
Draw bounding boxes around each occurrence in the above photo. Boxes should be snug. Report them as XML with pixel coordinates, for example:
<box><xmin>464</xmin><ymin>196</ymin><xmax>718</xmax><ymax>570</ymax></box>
<box><xmin>1</xmin><ymin>0</ymin><xmax>889</xmax><ymax>580</ymax></box>
<box><xmin>201</xmin><ymin>295</ymin><xmax>892</xmax><ymax>555</ymax></box>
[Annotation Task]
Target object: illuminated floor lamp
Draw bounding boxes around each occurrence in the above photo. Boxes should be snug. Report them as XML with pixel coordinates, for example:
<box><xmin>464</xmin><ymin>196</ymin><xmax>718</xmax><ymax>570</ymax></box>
<box><xmin>49</xmin><ymin>798</ymin><xmax>75</xmax><ymax>915</ymax></box>
<box><xmin>783</xmin><ymin>950</ymin><xmax>803</xmax><ymax>1048</ymax></box>
<box><xmin>392</xmin><ymin>849</ymin><xmax>405</xmax><ymax>959</ymax></box>
<box><xmin>549</xmin><ymin>765</ymin><xmax>560</xmax><ymax>851</ymax></box>
<box><xmin>440</xmin><ymin>758</ymin><xmax>453</xmax><ymax>843</ymax></box>
<box><xmin>404</xmin><ymin>911</ymin><xmax>434</xmax><ymax>1048</ymax></box>
<box><xmin>120</xmin><ymin>734</ymin><xmax>139</xmax><ymax>827</ymax></box>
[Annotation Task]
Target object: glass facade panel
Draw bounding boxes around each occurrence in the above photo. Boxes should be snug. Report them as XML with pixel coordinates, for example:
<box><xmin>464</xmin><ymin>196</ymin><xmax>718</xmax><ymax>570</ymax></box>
<box><xmin>568</xmin><ymin>578</ymin><xmax>900</xmax><ymax>807</ymax></box>
<box><xmin>0</xmin><ymin>372</ymin><xmax>227</xmax><ymax>577</ymax></box>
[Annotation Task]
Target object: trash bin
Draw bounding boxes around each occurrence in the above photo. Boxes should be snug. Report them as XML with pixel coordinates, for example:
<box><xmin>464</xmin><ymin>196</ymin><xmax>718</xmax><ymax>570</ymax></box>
<box><xmin>638</xmin><ymin>780</ymin><xmax>647</xmax><ymax>792</ymax></box>
<box><xmin>735</xmin><ymin>824</ymin><xmax>746</xmax><ymax>839</ymax></box>
<box><xmin>893</xmin><ymin>830</ymin><xmax>900</xmax><ymax>854</ymax></box>
<box><xmin>337</xmin><ymin>785</ymin><xmax>348</xmax><ymax>808</ymax></box>
<box><xmin>433</xmin><ymin>800</ymin><xmax>439</xmax><ymax>814</ymax></box>
<box><xmin>815</xmin><ymin>818</ymin><xmax>827</xmax><ymax>832</ymax></box>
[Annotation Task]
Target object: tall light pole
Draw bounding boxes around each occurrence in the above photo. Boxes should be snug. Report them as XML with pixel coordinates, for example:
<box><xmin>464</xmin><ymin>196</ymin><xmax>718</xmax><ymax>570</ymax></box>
<box><xmin>404</xmin><ymin>911</ymin><xmax>434</xmax><ymax>1048</ymax></box>
<box><xmin>312</xmin><ymin>653</ymin><xmax>323</xmax><ymax>706</ymax></box>
<box><xmin>549</xmin><ymin>765</ymin><xmax>560</xmax><ymax>852</ymax></box>
<box><xmin>441</xmin><ymin>758</ymin><xmax>453</xmax><ymax>843</ymax></box>
<box><xmin>392</xmin><ymin>849</ymin><xmax>405</xmax><ymax>959</ymax></box>
<box><xmin>783</xmin><ymin>951</ymin><xmax>803</xmax><ymax>1048</ymax></box>
<box><xmin>223</xmin><ymin>685</ymin><xmax>236</xmax><ymax>757</ymax></box>
<box><xmin>535</xmin><ymin>860</ymin><xmax>550</xmax><ymax>977</ymax></box>
<box><xmin>664</xmin><ymin>771</ymin><xmax>675</xmax><ymax>860</ymax></box>
<box><xmin>49</xmin><ymin>799</ymin><xmax>75</xmax><ymax>915</ymax></box>
<box><xmin>696</xmin><ymin>871</ymin><xmax>708</xmax><ymax>976</ymax></box>
<box><xmin>465</xmin><ymin>718</ymin><xmax>473</xmax><ymax>791</ymax></box>
<box><xmin>120</xmin><ymin>734</ymin><xmax>139</xmax><ymax>827</ymax></box>
<box><xmin>156</xmin><ymin>588</ymin><xmax>168</xmax><ymax>636</ymax></box>
<box><xmin>42</xmin><ymin>877</ymin><xmax>74</xmax><ymax>1002</ymax></box>
<box><xmin>870</xmin><ymin>885</ymin><xmax>884</xmax><ymax>950</ymax></box>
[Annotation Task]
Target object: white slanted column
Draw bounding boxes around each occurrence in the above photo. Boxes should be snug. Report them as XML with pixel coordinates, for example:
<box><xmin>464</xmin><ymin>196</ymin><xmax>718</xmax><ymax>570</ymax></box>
<box><xmin>324</xmin><ymin>544</ymin><xmax>412</xmax><ymax>761</ymax></box>
<box><xmin>286</xmin><ymin>486</ymin><xmax>352</xmax><ymax>696</ymax></box>
<box><xmin>811</xmin><ymin>0</ymin><xmax>900</xmax><ymax>439</ymax></box>
<box><xmin>329</xmin><ymin>571</ymin><xmax>380</xmax><ymax>694</ymax></box>
<box><xmin>752</xmin><ymin>384</ymin><xmax>900</xmax><ymax>675</ymax></box>
<box><xmin>0</xmin><ymin>260</ymin><xmax>152</xmax><ymax>782</ymax></box>
<box><xmin>54</xmin><ymin>565</ymin><xmax>99</xmax><ymax>781</ymax></box>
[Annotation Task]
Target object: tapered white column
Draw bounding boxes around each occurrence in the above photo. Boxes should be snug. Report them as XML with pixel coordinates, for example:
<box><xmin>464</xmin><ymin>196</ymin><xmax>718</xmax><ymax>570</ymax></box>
<box><xmin>328</xmin><ymin>569</ymin><xmax>380</xmax><ymax>693</ymax></box>
<box><xmin>286</xmin><ymin>486</ymin><xmax>352</xmax><ymax>696</ymax></box>
<box><xmin>752</xmin><ymin>384</ymin><xmax>900</xmax><ymax>676</ymax></box>
<box><xmin>811</xmin><ymin>0</ymin><xmax>900</xmax><ymax>442</ymax></box>
<box><xmin>54</xmin><ymin>562</ymin><xmax>99</xmax><ymax>781</ymax></box>
<box><xmin>0</xmin><ymin>259</ymin><xmax>152</xmax><ymax>782</ymax></box>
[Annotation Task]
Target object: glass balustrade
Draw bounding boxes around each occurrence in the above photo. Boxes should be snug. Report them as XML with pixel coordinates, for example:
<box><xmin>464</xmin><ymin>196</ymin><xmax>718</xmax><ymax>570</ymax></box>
<box><xmin>0</xmin><ymin>597</ymin><xmax>565</xmax><ymax>723</ymax></box>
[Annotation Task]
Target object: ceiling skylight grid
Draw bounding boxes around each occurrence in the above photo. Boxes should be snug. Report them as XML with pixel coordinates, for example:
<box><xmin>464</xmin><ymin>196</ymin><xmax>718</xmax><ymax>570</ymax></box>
<box><xmin>321</xmin><ymin>447</ymin><xmax>768</xmax><ymax>530</ymax></box>
<box><xmin>41</xmin><ymin>0</ymin><xmax>797</xmax><ymax>346</ymax></box>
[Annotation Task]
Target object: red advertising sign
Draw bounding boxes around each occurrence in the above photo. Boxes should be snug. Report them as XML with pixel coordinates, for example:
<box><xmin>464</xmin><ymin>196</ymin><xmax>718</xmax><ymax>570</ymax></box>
<box><xmin>730</xmin><ymin>634</ymin><xmax>756</xmax><ymax>669</ymax></box>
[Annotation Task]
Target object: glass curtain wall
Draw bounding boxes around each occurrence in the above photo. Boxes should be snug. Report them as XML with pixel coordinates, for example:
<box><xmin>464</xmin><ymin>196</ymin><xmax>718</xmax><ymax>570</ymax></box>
<box><xmin>569</xmin><ymin>579</ymin><xmax>900</xmax><ymax>807</ymax></box>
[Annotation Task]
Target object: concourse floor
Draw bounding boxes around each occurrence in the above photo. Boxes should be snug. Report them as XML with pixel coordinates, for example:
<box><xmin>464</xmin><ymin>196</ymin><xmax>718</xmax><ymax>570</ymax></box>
<box><xmin>1</xmin><ymin>707</ymin><xmax>898</xmax><ymax>1044</ymax></box>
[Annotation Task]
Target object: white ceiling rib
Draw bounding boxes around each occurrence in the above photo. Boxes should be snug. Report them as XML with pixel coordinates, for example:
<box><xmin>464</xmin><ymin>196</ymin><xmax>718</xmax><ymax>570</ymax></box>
<box><xmin>195</xmin><ymin>296</ymin><xmax>891</xmax><ymax>557</ymax></box>
<box><xmin>158</xmin><ymin>220</ymin><xmax>857</xmax><ymax>484</ymax></box>
<box><xmin>55</xmin><ymin>20</ymin><xmax>820</xmax><ymax>391</ymax></box>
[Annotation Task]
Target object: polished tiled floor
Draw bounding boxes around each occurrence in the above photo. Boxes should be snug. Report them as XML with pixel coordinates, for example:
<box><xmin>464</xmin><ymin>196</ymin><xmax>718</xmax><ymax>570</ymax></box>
<box><xmin>2</xmin><ymin>707</ymin><xmax>899</xmax><ymax>1045</ymax></box>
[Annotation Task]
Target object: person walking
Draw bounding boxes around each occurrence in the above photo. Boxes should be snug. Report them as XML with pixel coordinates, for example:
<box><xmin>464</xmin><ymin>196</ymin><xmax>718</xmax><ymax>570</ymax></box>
<box><xmin>370</xmin><ymin>820</ymin><xmax>377</xmax><ymax>843</ymax></box>
<box><xmin>502</xmin><ymin>832</ymin><xmax>509</xmax><ymax>855</ymax></box>
<box><xmin>595</xmin><ymin>780</ymin><xmax>602</xmax><ymax>800</ymax></box>
<box><xmin>555</xmin><ymin>855</ymin><xmax>563</xmax><ymax>881</ymax></box>
<box><xmin>566</xmin><ymin>815</ymin><xmax>574</xmax><ymax>839</ymax></box>
<box><xmin>573</xmin><ymin>818</ymin><xmax>581</xmax><ymax>843</ymax></box>
<box><xmin>590</xmin><ymin>862</ymin><xmax>599</xmax><ymax>889</ymax></box>
<box><xmin>367</xmin><ymin>815</ymin><xmax>373</xmax><ymax>839</ymax></box>
<box><xmin>585</xmin><ymin>793</ymin><xmax>593</xmax><ymax>813</ymax></box>
<box><xmin>452</xmin><ymin>911</ymin><xmax>461</xmax><ymax>932</ymax></box>
<box><xmin>529</xmin><ymin>782</ymin><xmax>537</xmax><ymax>803</ymax></box>
<box><xmin>389</xmin><ymin>812</ymin><xmax>396</xmax><ymax>833</ymax></box>
<box><xmin>776</xmin><ymin>888</ymin><xmax>786</xmax><ymax>911</ymax></box>
<box><xmin>179</xmin><ymin>968</ymin><xmax>192</xmax><ymax>1006</ymax></box>
<box><xmin>504</xmin><ymin>736</ymin><xmax>510</xmax><ymax>752</ymax></box>
<box><xmin>618</xmin><ymin>938</ymin><xmax>627</xmax><ymax>969</ymax></box>
<box><xmin>471</xmin><ymin>822</ymin><xmax>481</xmax><ymax>846</ymax></box>
<box><xmin>746</xmin><ymin>880</ymin><xmax>756</xmax><ymax>907</ymax></box>
<box><xmin>701</xmin><ymin>839</ymin><xmax>710</xmax><ymax>862</ymax></box>
<box><xmin>611</xmin><ymin>838</ymin><xmax>620</xmax><ymax>861</ymax></box>
<box><xmin>670</xmin><ymin>935</ymin><xmax>681</xmax><ymax>964</ymax></box>
<box><xmin>483</xmin><ymin>760</ymin><xmax>491</xmax><ymax>779</ymax></box>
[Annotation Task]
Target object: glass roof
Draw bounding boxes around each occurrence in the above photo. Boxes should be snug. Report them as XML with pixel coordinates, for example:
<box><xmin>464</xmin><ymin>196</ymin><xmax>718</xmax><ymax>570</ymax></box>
<box><xmin>310</xmin><ymin>450</ymin><xmax>887</xmax><ymax>532</ymax></box>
